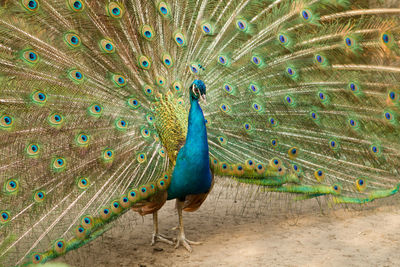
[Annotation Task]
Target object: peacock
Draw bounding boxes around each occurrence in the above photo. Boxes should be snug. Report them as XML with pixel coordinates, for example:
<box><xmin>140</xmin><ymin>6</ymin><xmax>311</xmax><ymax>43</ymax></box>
<box><xmin>1</xmin><ymin>0</ymin><xmax>400</xmax><ymax>265</ymax></box>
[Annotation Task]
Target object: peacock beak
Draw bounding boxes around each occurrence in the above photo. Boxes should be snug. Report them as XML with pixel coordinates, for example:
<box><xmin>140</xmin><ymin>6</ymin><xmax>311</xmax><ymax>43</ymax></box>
<box><xmin>200</xmin><ymin>93</ymin><xmax>206</xmax><ymax>105</ymax></box>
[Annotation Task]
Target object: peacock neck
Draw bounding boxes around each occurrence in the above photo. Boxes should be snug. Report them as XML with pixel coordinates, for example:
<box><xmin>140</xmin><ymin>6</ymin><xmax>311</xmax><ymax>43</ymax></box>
<box><xmin>166</xmin><ymin>96</ymin><xmax>212</xmax><ymax>200</ymax></box>
<box><xmin>185</xmin><ymin>97</ymin><xmax>209</xmax><ymax>154</ymax></box>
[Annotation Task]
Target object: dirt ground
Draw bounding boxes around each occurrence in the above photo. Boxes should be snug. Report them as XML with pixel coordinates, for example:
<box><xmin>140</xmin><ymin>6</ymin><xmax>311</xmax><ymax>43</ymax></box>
<box><xmin>54</xmin><ymin>182</ymin><xmax>400</xmax><ymax>267</ymax></box>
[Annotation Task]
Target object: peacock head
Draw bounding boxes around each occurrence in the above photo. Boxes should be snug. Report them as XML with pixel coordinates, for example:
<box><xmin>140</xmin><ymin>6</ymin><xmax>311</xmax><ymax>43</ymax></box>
<box><xmin>190</xmin><ymin>79</ymin><xmax>206</xmax><ymax>103</ymax></box>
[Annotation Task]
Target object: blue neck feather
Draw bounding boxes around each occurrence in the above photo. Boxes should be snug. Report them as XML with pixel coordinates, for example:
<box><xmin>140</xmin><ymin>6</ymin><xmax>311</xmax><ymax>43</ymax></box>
<box><xmin>167</xmin><ymin>97</ymin><xmax>212</xmax><ymax>200</ymax></box>
<box><xmin>185</xmin><ymin>97</ymin><xmax>209</xmax><ymax>153</ymax></box>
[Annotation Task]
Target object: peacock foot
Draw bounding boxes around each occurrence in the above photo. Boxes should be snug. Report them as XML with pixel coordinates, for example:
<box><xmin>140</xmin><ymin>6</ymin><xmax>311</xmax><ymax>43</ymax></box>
<box><xmin>151</xmin><ymin>233</ymin><xmax>175</xmax><ymax>246</ymax></box>
<box><xmin>174</xmin><ymin>233</ymin><xmax>201</xmax><ymax>252</ymax></box>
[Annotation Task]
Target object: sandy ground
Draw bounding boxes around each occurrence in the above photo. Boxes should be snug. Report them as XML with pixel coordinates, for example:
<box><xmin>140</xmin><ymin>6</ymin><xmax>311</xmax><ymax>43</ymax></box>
<box><xmin>55</xmin><ymin>182</ymin><xmax>400</xmax><ymax>267</ymax></box>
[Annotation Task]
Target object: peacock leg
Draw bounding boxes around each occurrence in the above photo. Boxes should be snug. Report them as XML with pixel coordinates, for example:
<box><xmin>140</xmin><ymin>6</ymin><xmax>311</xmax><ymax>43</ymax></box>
<box><xmin>151</xmin><ymin>211</ymin><xmax>174</xmax><ymax>245</ymax></box>
<box><xmin>174</xmin><ymin>200</ymin><xmax>201</xmax><ymax>252</ymax></box>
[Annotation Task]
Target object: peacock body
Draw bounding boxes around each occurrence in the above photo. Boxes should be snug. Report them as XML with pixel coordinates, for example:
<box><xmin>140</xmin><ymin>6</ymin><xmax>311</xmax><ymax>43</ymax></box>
<box><xmin>167</xmin><ymin>80</ymin><xmax>212</xmax><ymax>201</ymax></box>
<box><xmin>1</xmin><ymin>0</ymin><xmax>400</xmax><ymax>265</ymax></box>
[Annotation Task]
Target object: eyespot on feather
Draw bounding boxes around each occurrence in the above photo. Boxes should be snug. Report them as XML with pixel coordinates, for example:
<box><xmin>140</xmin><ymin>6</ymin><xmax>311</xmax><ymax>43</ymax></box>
<box><xmin>120</xmin><ymin>195</ymin><xmax>131</xmax><ymax>209</ymax></box>
<box><xmin>219</xmin><ymin>162</ymin><xmax>230</xmax><ymax>174</ymax></box>
<box><xmin>157</xmin><ymin>177</ymin><xmax>168</xmax><ymax>190</ymax></box>
<box><xmin>284</xmin><ymin>94</ymin><xmax>296</xmax><ymax>107</ymax></box>
<box><xmin>4</xmin><ymin>179</ymin><xmax>19</xmax><ymax>195</ymax></box>
<box><xmin>53</xmin><ymin>239</ymin><xmax>67</xmax><ymax>255</ymax></box>
<box><xmin>102</xmin><ymin>148</ymin><xmax>114</xmax><ymax>162</ymax></box>
<box><xmin>200</xmin><ymin>21</ymin><xmax>214</xmax><ymax>35</ymax></box>
<box><xmin>292</xmin><ymin>163</ymin><xmax>301</xmax><ymax>174</ymax></box>
<box><xmin>162</xmin><ymin>53</ymin><xmax>174</xmax><ymax>68</ymax></box>
<box><xmin>268</xmin><ymin>117</ymin><xmax>278</xmax><ymax>127</ymax></box>
<box><xmin>31</xmin><ymin>253</ymin><xmax>43</xmax><ymax>264</ymax></box>
<box><xmin>112</xmin><ymin>74</ymin><xmax>127</xmax><ymax>87</ymax></box>
<box><xmin>248</xmin><ymin>83</ymin><xmax>260</xmax><ymax>94</ymax></box>
<box><xmin>115</xmin><ymin>119</ymin><xmax>128</xmax><ymax>131</ymax></box>
<box><xmin>356</xmin><ymin>178</ymin><xmax>367</xmax><ymax>192</ymax></box>
<box><xmin>0</xmin><ymin>211</ymin><xmax>11</xmax><ymax>224</ymax></box>
<box><xmin>148</xmin><ymin>183</ymin><xmax>156</xmax><ymax>195</ymax></box>
<box><xmin>219</xmin><ymin>103</ymin><xmax>231</xmax><ymax>114</ymax></box>
<box><xmin>300</xmin><ymin>9</ymin><xmax>312</xmax><ymax>21</ymax></box>
<box><xmin>26</xmin><ymin>143</ymin><xmax>40</xmax><ymax>157</ymax></box>
<box><xmin>139</xmin><ymin>185</ymin><xmax>150</xmax><ymax>199</ymax></box>
<box><xmin>67</xmin><ymin>0</ymin><xmax>84</xmax><ymax>12</ymax></box>
<box><xmin>99</xmin><ymin>207</ymin><xmax>111</xmax><ymax>221</ymax></box>
<box><xmin>329</xmin><ymin>139</ymin><xmax>340</xmax><ymax>151</ymax></box>
<box><xmin>75</xmin><ymin>133</ymin><xmax>90</xmax><ymax>147</ymax></box>
<box><xmin>245</xmin><ymin>159</ymin><xmax>255</xmax><ymax>169</ymax></box>
<box><xmin>141</xmin><ymin>25</ymin><xmax>155</xmax><ymax>41</ymax></box>
<box><xmin>248</xmin><ymin>102</ymin><xmax>261</xmax><ymax>114</ymax></box>
<box><xmin>75</xmin><ymin>225</ymin><xmax>87</xmax><ymax>239</ymax></box>
<box><xmin>64</xmin><ymin>32</ymin><xmax>82</xmax><ymax>48</ymax></box>
<box><xmin>48</xmin><ymin>113</ymin><xmax>64</xmax><ymax>128</ymax></box>
<box><xmin>380</xmin><ymin>32</ymin><xmax>395</xmax><ymax>49</ymax></box>
<box><xmin>138</xmin><ymin>55</ymin><xmax>152</xmax><ymax>70</ymax></box>
<box><xmin>0</xmin><ymin>114</ymin><xmax>14</xmax><ymax>130</ymax></box>
<box><xmin>317</xmin><ymin>90</ymin><xmax>329</xmax><ymax>105</ymax></box>
<box><xmin>87</xmin><ymin>103</ymin><xmax>103</xmax><ymax>117</ymax></box>
<box><xmin>190</xmin><ymin>63</ymin><xmax>200</xmax><ymax>75</ymax></box>
<box><xmin>314</xmin><ymin>169</ymin><xmax>325</xmax><ymax>182</ymax></box>
<box><xmin>278</xmin><ymin>34</ymin><xmax>289</xmax><ymax>45</ymax></box>
<box><xmin>383</xmin><ymin>110</ymin><xmax>396</xmax><ymax>124</ymax></box>
<box><xmin>369</xmin><ymin>144</ymin><xmax>382</xmax><ymax>157</ymax></box>
<box><xmin>128</xmin><ymin>189</ymin><xmax>140</xmax><ymax>203</ymax></box>
<box><xmin>81</xmin><ymin>215</ymin><xmax>94</xmax><ymax>229</ymax></box>
<box><xmin>68</xmin><ymin>69</ymin><xmax>85</xmax><ymax>83</ymax></box>
<box><xmin>271</xmin><ymin>138</ymin><xmax>278</xmax><ymax>148</ymax></box>
<box><xmin>172</xmin><ymin>81</ymin><xmax>183</xmax><ymax>94</ymax></box>
<box><xmin>236</xmin><ymin>19</ymin><xmax>248</xmax><ymax>32</ymax></box>
<box><xmin>141</xmin><ymin>127</ymin><xmax>151</xmax><ymax>139</ymax></box>
<box><xmin>217</xmin><ymin>54</ymin><xmax>230</xmax><ymax>67</ymax></box>
<box><xmin>233</xmin><ymin>164</ymin><xmax>245</xmax><ymax>176</ymax></box>
<box><xmin>99</xmin><ymin>39</ymin><xmax>116</xmax><ymax>53</ymax></box>
<box><xmin>255</xmin><ymin>163</ymin><xmax>265</xmax><ymax>174</ymax></box>
<box><xmin>158</xmin><ymin>148</ymin><xmax>166</xmax><ymax>158</ymax></box>
<box><xmin>77</xmin><ymin>177</ymin><xmax>90</xmax><ymax>190</ymax></box>
<box><xmin>21</xmin><ymin>0</ymin><xmax>39</xmax><ymax>12</ymax></box>
<box><xmin>33</xmin><ymin>190</ymin><xmax>46</xmax><ymax>203</ymax></box>
<box><xmin>30</xmin><ymin>90</ymin><xmax>47</xmax><ymax>106</ymax></box>
<box><xmin>111</xmin><ymin>200</ymin><xmax>122</xmax><ymax>214</ymax></box>
<box><xmin>173</xmin><ymin>31</ymin><xmax>187</xmax><ymax>47</ymax></box>
<box><xmin>251</xmin><ymin>55</ymin><xmax>262</xmax><ymax>66</ymax></box>
<box><xmin>288</xmin><ymin>147</ymin><xmax>298</xmax><ymax>159</ymax></box>
<box><xmin>106</xmin><ymin>2</ymin><xmax>125</xmax><ymax>19</ymax></box>
<box><xmin>217</xmin><ymin>136</ymin><xmax>227</xmax><ymax>146</ymax></box>
<box><xmin>155</xmin><ymin>76</ymin><xmax>166</xmax><ymax>87</ymax></box>
<box><xmin>21</xmin><ymin>49</ymin><xmax>39</xmax><ymax>65</ymax></box>
<box><xmin>157</xmin><ymin>2</ymin><xmax>171</xmax><ymax>18</ymax></box>
<box><xmin>269</xmin><ymin>157</ymin><xmax>282</xmax><ymax>170</ymax></box>
<box><xmin>243</xmin><ymin>122</ymin><xmax>252</xmax><ymax>131</ymax></box>
<box><xmin>332</xmin><ymin>184</ymin><xmax>341</xmax><ymax>194</ymax></box>
<box><xmin>137</xmin><ymin>153</ymin><xmax>147</xmax><ymax>163</ymax></box>
<box><xmin>127</xmin><ymin>97</ymin><xmax>140</xmax><ymax>109</ymax></box>
<box><xmin>51</xmin><ymin>157</ymin><xmax>66</xmax><ymax>172</ymax></box>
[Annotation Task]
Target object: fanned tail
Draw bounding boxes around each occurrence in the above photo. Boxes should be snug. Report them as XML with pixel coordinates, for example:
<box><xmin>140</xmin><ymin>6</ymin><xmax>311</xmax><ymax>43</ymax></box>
<box><xmin>201</xmin><ymin>0</ymin><xmax>400</xmax><ymax>204</ymax></box>
<box><xmin>0</xmin><ymin>1</ymin><xmax>176</xmax><ymax>265</ymax></box>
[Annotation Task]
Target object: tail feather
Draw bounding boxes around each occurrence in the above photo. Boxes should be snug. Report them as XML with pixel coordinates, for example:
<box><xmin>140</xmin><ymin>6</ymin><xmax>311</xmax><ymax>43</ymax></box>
<box><xmin>204</xmin><ymin>0</ymin><xmax>400</xmax><ymax>204</ymax></box>
<box><xmin>0</xmin><ymin>1</ymin><xmax>171</xmax><ymax>265</ymax></box>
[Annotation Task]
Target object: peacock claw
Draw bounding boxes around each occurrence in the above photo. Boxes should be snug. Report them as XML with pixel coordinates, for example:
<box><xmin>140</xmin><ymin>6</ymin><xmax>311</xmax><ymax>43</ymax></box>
<box><xmin>151</xmin><ymin>233</ymin><xmax>175</xmax><ymax>246</ymax></box>
<box><xmin>175</xmin><ymin>234</ymin><xmax>201</xmax><ymax>252</ymax></box>
<box><xmin>151</xmin><ymin>234</ymin><xmax>175</xmax><ymax>246</ymax></box>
